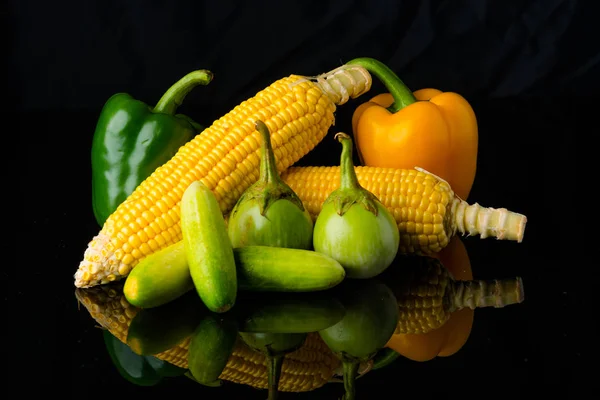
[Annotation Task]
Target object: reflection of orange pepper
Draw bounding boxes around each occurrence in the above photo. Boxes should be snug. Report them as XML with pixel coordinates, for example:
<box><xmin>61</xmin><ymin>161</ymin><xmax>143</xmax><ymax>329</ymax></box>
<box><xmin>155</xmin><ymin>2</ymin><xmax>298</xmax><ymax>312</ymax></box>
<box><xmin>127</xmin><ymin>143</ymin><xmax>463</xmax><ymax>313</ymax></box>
<box><xmin>347</xmin><ymin>57</ymin><xmax>478</xmax><ymax>200</ymax></box>
<box><xmin>385</xmin><ymin>236</ymin><xmax>474</xmax><ymax>361</ymax></box>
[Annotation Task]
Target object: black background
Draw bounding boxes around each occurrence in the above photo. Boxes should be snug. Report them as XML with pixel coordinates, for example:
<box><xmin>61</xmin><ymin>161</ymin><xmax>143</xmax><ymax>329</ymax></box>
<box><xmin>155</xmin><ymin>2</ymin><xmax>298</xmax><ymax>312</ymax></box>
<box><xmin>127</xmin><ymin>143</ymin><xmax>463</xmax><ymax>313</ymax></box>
<box><xmin>8</xmin><ymin>0</ymin><xmax>589</xmax><ymax>398</ymax></box>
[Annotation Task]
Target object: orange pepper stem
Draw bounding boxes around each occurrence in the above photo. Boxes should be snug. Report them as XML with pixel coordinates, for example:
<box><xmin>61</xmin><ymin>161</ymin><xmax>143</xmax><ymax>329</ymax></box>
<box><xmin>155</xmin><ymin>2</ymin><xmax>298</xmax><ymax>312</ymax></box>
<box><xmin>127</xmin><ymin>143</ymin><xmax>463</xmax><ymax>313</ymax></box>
<box><xmin>346</xmin><ymin>57</ymin><xmax>416</xmax><ymax>113</ymax></box>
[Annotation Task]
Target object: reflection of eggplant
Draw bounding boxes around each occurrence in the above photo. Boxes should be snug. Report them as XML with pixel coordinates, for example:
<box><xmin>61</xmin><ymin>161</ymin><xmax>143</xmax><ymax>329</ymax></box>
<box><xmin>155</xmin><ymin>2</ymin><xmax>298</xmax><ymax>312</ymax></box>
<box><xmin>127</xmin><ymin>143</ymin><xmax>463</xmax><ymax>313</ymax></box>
<box><xmin>188</xmin><ymin>313</ymin><xmax>239</xmax><ymax>386</ymax></box>
<box><xmin>235</xmin><ymin>291</ymin><xmax>346</xmax><ymax>334</ymax></box>
<box><xmin>239</xmin><ymin>332</ymin><xmax>307</xmax><ymax>400</ymax></box>
<box><xmin>381</xmin><ymin>255</ymin><xmax>525</xmax><ymax>334</ymax></box>
<box><xmin>319</xmin><ymin>280</ymin><xmax>399</xmax><ymax>400</ymax></box>
<box><xmin>126</xmin><ymin>291</ymin><xmax>207</xmax><ymax>356</ymax></box>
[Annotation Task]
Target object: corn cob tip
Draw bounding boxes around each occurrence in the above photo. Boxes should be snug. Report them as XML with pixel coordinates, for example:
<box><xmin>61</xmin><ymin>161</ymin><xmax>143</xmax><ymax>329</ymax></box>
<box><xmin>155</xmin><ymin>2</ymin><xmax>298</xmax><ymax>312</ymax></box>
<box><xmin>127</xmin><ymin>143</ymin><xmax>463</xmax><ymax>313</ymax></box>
<box><xmin>298</xmin><ymin>64</ymin><xmax>372</xmax><ymax>106</ymax></box>
<box><xmin>74</xmin><ymin>232</ymin><xmax>127</xmax><ymax>288</ymax></box>
<box><xmin>452</xmin><ymin>201</ymin><xmax>527</xmax><ymax>243</ymax></box>
<box><xmin>449</xmin><ymin>276</ymin><xmax>525</xmax><ymax>311</ymax></box>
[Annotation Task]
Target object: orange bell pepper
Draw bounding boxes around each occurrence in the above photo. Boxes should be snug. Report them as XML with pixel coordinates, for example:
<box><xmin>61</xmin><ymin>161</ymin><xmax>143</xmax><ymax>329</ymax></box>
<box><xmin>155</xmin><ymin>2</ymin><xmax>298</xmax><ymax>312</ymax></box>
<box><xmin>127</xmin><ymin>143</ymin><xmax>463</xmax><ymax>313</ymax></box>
<box><xmin>385</xmin><ymin>236</ymin><xmax>474</xmax><ymax>361</ymax></box>
<box><xmin>347</xmin><ymin>57</ymin><xmax>478</xmax><ymax>200</ymax></box>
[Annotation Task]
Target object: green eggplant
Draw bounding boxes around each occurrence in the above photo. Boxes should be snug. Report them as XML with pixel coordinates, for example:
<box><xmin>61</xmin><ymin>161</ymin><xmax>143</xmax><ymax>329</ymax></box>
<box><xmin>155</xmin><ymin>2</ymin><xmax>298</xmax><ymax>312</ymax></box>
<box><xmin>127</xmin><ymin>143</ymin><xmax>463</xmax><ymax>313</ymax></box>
<box><xmin>239</xmin><ymin>332</ymin><xmax>307</xmax><ymax>400</ymax></box>
<box><xmin>318</xmin><ymin>280</ymin><xmax>399</xmax><ymax>400</ymax></box>
<box><xmin>312</xmin><ymin>133</ymin><xmax>399</xmax><ymax>279</ymax></box>
<box><xmin>227</xmin><ymin>120</ymin><xmax>314</xmax><ymax>250</ymax></box>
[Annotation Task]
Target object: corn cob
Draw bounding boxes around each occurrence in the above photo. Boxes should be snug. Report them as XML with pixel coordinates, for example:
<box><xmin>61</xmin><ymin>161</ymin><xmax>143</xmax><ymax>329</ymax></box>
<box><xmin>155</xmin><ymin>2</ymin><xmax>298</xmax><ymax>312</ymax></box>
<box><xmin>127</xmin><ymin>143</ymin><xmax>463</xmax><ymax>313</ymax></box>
<box><xmin>281</xmin><ymin>166</ymin><xmax>527</xmax><ymax>254</ymax></box>
<box><xmin>75</xmin><ymin>65</ymin><xmax>372</xmax><ymax>289</ymax></box>
<box><xmin>384</xmin><ymin>256</ymin><xmax>525</xmax><ymax>335</ymax></box>
<box><xmin>75</xmin><ymin>284</ymin><xmax>340</xmax><ymax>392</ymax></box>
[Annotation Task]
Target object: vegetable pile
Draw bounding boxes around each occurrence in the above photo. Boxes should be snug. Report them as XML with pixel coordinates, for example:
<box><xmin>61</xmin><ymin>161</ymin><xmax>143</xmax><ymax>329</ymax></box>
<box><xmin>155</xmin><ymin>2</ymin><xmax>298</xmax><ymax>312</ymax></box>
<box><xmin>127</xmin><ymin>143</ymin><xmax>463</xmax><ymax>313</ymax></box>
<box><xmin>75</xmin><ymin>57</ymin><xmax>528</xmax><ymax>399</ymax></box>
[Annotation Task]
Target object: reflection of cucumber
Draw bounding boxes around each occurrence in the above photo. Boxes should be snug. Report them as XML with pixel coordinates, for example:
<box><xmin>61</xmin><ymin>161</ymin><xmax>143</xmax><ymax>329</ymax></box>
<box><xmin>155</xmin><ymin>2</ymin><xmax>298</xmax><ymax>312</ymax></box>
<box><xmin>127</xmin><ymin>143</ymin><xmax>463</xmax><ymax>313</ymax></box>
<box><xmin>103</xmin><ymin>330</ymin><xmax>162</xmax><ymax>386</ymax></box>
<box><xmin>236</xmin><ymin>292</ymin><xmax>346</xmax><ymax>333</ymax></box>
<box><xmin>188</xmin><ymin>313</ymin><xmax>239</xmax><ymax>386</ymax></box>
<box><xmin>184</xmin><ymin>371</ymin><xmax>223</xmax><ymax>387</ymax></box>
<box><xmin>127</xmin><ymin>291</ymin><xmax>207</xmax><ymax>356</ymax></box>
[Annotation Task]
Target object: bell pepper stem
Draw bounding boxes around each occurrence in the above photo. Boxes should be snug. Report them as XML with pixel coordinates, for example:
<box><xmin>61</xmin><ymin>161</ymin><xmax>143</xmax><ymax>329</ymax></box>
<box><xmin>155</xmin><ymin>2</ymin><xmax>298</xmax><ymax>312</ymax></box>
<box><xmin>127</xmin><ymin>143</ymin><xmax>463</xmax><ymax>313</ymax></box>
<box><xmin>153</xmin><ymin>69</ymin><xmax>213</xmax><ymax>115</ymax></box>
<box><xmin>346</xmin><ymin>57</ymin><xmax>416</xmax><ymax>113</ymax></box>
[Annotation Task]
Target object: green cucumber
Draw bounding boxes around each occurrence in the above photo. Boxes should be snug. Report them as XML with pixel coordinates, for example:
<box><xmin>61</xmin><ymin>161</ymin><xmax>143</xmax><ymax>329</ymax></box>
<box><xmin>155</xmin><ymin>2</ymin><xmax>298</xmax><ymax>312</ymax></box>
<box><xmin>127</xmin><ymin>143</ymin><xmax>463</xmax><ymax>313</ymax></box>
<box><xmin>126</xmin><ymin>291</ymin><xmax>207</xmax><ymax>356</ymax></box>
<box><xmin>121</xmin><ymin>242</ymin><xmax>345</xmax><ymax>298</ymax></box>
<box><xmin>188</xmin><ymin>313</ymin><xmax>239</xmax><ymax>386</ymax></box>
<box><xmin>123</xmin><ymin>239</ymin><xmax>194</xmax><ymax>309</ymax></box>
<box><xmin>181</xmin><ymin>181</ymin><xmax>237</xmax><ymax>313</ymax></box>
<box><xmin>235</xmin><ymin>245</ymin><xmax>345</xmax><ymax>292</ymax></box>
<box><xmin>236</xmin><ymin>292</ymin><xmax>346</xmax><ymax>333</ymax></box>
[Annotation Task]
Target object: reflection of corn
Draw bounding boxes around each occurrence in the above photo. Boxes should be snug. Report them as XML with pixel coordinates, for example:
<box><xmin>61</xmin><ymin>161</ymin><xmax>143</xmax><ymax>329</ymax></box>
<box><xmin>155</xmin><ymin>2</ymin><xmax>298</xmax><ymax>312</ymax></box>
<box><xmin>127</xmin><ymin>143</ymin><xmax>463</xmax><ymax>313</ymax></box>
<box><xmin>75</xmin><ymin>284</ymin><xmax>340</xmax><ymax>392</ymax></box>
<box><xmin>281</xmin><ymin>166</ymin><xmax>527</xmax><ymax>255</ymax></box>
<box><xmin>385</xmin><ymin>256</ymin><xmax>525</xmax><ymax>335</ymax></box>
<box><xmin>74</xmin><ymin>65</ymin><xmax>372</xmax><ymax>289</ymax></box>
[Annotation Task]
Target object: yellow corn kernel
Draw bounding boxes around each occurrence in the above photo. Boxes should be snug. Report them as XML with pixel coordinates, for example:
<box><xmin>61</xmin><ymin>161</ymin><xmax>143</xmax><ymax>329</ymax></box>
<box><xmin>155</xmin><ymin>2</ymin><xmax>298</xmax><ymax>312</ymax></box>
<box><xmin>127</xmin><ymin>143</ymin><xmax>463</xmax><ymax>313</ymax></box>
<box><xmin>74</xmin><ymin>65</ymin><xmax>372</xmax><ymax>289</ymax></box>
<box><xmin>281</xmin><ymin>166</ymin><xmax>527</xmax><ymax>255</ymax></box>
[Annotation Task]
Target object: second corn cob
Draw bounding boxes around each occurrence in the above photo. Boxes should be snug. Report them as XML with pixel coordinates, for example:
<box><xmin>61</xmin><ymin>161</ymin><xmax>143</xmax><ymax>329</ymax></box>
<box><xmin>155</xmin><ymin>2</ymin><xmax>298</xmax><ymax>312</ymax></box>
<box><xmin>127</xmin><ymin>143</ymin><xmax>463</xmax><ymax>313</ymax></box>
<box><xmin>281</xmin><ymin>166</ymin><xmax>527</xmax><ymax>255</ymax></box>
<box><xmin>74</xmin><ymin>65</ymin><xmax>372</xmax><ymax>288</ymax></box>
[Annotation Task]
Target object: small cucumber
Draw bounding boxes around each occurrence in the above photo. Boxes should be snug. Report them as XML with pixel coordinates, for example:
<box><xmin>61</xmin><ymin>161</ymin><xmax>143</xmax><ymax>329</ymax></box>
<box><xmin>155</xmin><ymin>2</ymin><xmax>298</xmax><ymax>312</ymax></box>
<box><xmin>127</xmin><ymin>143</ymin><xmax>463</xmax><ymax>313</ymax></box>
<box><xmin>126</xmin><ymin>291</ymin><xmax>207</xmax><ymax>356</ymax></box>
<box><xmin>181</xmin><ymin>181</ymin><xmax>238</xmax><ymax>313</ymax></box>
<box><xmin>123</xmin><ymin>240</ymin><xmax>194</xmax><ymax>309</ymax></box>
<box><xmin>188</xmin><ymin>313</ymin><xmax>239</xmax><ymax>386</ymax></box>
<box><xmin>234</xmin><ymin>245</ymin><xmax>346</xmax><ymax>292</ymax></box>
<box><xmin>236</xmin><ymin>292</ymin><xmax>346</xmax><ymax>333</ymax></box>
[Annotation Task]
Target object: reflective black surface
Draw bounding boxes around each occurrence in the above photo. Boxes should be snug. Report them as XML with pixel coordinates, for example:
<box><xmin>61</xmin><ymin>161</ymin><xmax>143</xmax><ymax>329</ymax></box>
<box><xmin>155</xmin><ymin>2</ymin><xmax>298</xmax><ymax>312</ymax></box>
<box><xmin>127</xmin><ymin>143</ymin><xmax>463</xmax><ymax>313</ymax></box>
<box><xmin>11</xmin><ymin>0</ymin><xmax>586</xmax><ymax>398</ymax></box>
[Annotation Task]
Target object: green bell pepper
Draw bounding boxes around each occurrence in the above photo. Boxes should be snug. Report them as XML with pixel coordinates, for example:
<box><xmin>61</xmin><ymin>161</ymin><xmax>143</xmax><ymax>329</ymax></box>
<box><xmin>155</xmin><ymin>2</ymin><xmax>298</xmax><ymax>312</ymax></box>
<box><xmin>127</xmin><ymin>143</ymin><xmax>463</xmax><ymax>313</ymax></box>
<box><xmin>91</xmin><ymin>69</ymin><xmax>213</xmax><ymax>226</ymax></box>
